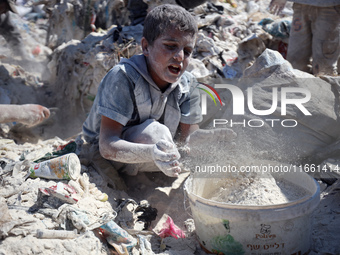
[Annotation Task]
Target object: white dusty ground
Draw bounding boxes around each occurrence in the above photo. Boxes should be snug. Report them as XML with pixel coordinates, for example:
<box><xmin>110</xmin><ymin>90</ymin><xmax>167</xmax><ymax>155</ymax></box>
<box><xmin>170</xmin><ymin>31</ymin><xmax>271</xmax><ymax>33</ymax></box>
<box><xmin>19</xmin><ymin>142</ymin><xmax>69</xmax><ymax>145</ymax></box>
<box><xmin>1</xmin><ymin>143</ymin><xmax>340</xmax><ymax>255</ymax></box>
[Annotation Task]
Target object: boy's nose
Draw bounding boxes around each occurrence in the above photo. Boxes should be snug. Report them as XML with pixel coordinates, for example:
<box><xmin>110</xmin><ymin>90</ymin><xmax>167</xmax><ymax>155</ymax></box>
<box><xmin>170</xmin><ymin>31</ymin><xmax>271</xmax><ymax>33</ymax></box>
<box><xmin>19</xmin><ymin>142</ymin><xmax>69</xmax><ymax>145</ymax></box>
<box><xmin>173</xmin><ymin>49</ymin><xmax>184</xmax><ymax>61</ymax></box>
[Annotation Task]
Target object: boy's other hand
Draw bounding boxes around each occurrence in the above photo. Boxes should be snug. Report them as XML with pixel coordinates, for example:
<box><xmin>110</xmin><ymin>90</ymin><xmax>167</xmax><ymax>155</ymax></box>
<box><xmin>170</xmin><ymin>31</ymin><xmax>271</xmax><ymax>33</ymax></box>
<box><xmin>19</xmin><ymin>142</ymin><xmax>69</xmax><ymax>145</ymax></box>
<box><xmin>151</xmin><ymin>140</ymin><xmax>181</xmax><ymax>177</ymax></box>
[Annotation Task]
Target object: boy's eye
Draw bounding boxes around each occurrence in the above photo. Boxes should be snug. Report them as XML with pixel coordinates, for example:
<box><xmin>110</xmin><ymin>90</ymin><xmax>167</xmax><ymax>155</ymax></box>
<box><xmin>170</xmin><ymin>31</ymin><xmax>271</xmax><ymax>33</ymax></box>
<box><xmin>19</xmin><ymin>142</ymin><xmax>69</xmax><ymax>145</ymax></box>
<box><xmin>165</xmin><ymin>44</ymin><xmax>177</xmax><ymax>50</ymax></box>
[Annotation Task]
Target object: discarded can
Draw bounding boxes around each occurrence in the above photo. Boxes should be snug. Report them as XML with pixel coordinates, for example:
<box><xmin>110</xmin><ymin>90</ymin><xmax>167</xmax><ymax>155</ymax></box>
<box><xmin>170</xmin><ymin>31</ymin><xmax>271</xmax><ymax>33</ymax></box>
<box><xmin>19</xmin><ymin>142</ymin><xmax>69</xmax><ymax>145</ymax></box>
<box><xmin>29</xmin><ymin>153</ymin><xmax>81</xmax><ymax>181</ymax></box>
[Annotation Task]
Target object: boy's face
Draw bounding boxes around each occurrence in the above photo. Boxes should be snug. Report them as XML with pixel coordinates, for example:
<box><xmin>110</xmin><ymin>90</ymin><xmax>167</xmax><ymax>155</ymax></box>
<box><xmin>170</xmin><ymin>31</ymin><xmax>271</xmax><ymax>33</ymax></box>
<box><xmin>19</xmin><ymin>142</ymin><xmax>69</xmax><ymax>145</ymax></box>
<box><xmin>142</xmin><ymin>28</ymin><xmax>195</xmax><ymax>89</ymax></box>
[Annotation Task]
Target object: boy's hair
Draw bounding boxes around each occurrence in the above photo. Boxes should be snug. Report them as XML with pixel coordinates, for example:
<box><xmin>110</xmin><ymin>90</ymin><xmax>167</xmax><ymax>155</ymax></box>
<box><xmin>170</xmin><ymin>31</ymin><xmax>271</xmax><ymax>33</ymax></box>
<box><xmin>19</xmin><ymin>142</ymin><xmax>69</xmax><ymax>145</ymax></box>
<box><xmin>143</xmin><ymin>4</ymin><xmax>198</xmax><ymax>45</ymax></box>
<box><xmin>0</xmin><ymin>0</ymin><xmax>17</xmax><ymax>13</ymax></box>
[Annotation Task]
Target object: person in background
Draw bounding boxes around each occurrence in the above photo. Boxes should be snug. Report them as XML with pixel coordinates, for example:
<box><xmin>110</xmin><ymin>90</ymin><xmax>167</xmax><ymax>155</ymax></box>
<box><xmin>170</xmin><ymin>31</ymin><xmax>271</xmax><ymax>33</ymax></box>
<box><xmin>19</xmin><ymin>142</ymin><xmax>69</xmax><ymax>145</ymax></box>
<box><xmin>0</xmin><ymin>104</ymin><xmax>50</xmax><ymax>126</ymax></box>
<box><xmin>0</xmin><ymin>1</ymin><xmax>50</xmax><ymax>127</ymax></box>
<box><xmin>0</xmin><ymin>0</ymin><xmax>26</xmax><ymax>58</ymax></box>
<box><xmin>269</xmin><ymin>0</ymin><xmax>340</xmax><ymax>76</ymax></box>
<box><xmin>127</xmin><ymin>0</ymin><xmax>148</xmax><ymax>25</ymax></box>
<box><xmin>175</xmin><ymin>0</ymin><xmax>208</xmax><ymax>10</ymax></box>
<box><xmin>127</xmin><ymin>0</ymin><xmax>209</xmax><ymax>26</ymax></box>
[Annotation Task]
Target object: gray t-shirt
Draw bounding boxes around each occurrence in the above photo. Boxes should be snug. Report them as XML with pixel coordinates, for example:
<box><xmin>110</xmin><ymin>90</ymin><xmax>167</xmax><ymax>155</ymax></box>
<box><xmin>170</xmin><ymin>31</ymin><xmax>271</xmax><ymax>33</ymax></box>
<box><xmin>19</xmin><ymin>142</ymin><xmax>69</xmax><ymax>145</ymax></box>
<box><xmin>82</xmin><ymin>54</ymin><xmax>202</xmax><ymax>143</ymax></box>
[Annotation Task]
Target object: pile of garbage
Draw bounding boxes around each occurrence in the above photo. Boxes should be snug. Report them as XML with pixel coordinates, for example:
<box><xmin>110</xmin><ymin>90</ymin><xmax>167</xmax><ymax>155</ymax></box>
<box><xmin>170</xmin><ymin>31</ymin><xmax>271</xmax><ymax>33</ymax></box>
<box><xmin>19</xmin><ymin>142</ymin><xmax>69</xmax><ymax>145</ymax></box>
<box><xmin>0</xmin><ymin>138</ymin><xmax>199</xmax><ymax>254</ymax></box>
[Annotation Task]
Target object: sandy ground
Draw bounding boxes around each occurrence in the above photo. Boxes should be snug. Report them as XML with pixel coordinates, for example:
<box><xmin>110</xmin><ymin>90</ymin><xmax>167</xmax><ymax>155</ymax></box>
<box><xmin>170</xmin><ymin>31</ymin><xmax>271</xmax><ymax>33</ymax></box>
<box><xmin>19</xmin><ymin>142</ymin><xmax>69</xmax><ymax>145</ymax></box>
<box><xmin>1</xmin><ymin>147</ymin><xmax>340</xmax><ymax>254</ymax></box>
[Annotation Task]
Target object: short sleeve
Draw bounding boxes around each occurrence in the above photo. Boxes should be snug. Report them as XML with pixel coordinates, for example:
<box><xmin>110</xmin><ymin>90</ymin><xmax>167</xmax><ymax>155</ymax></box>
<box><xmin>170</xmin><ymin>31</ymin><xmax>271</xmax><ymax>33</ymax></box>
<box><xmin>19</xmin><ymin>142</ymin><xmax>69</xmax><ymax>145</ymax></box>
<box><xmin>96</xmin><ymin>67</ymin><xmax>135</xmax><ymax>126</ymax></box>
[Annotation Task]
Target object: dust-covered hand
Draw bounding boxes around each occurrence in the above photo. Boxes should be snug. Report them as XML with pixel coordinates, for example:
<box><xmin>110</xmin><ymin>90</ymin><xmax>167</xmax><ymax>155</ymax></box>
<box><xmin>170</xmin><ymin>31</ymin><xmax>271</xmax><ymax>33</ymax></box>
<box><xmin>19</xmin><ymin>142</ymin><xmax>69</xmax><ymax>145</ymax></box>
<box><xmin>0</xmin><ymin>104</ymin><xmax>50</xmax><ymax>126</ymax></box>
<box><xmin>151</xmin><ymin>140</ymin><xmax>181</xmax><ymax>177</ymax></box>
<box><xmin>269</xmin><ymin>0</ymin><xmax>287</xmax><ymax>15</ymax></box>
<box><xmin>19</xmin><ymin>104</ymin><xmax>50</xmax><ymax>126</ymax></box>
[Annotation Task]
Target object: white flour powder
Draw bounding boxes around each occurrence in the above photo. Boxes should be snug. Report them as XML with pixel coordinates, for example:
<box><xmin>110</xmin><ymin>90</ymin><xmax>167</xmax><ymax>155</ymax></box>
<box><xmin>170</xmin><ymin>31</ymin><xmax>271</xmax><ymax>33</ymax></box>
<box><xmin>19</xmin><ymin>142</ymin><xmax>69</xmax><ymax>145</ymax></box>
<box><xmin>202</xmin><ymin>171</ymin><xmax>309</xmax><ymax>205</ymax></box>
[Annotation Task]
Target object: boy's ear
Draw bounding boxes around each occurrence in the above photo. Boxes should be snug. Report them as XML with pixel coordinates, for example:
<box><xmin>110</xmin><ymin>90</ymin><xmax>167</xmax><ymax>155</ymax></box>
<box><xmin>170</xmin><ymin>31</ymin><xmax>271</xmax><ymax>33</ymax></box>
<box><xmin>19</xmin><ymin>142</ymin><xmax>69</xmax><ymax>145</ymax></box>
<box><xmin>141</xmin><ymin>37</ymin><xmax>149</xmax><ymax>56</ymax></box>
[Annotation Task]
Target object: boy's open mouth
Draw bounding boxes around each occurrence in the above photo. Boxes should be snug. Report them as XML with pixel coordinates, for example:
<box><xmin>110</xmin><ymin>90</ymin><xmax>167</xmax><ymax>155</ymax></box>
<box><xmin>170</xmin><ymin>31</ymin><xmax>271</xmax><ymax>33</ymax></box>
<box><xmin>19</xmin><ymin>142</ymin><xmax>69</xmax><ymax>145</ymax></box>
<box><xmin>168</xmin><ymin>64</ymin><xmax>181</xmax><ymax>75</ymax></box>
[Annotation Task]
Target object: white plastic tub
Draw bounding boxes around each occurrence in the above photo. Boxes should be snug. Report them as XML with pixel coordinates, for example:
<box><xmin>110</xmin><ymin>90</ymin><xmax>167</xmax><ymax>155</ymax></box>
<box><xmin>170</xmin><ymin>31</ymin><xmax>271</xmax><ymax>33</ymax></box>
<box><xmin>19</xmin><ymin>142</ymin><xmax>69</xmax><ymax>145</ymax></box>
<box><xmin>184</xmin><ymin>171</ymin><xmax>320</xmax><ymax>255</ymax></box>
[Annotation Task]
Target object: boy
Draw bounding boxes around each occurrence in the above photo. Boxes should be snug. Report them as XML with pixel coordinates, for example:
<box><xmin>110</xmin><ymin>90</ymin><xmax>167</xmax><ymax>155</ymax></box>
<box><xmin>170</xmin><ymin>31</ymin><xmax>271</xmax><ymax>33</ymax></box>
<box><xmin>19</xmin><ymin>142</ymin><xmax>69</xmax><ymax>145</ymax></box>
<box><xmin>82</xmin><ymin>4</ymin><xmax>235</xmax><ymax>180</ymax></box>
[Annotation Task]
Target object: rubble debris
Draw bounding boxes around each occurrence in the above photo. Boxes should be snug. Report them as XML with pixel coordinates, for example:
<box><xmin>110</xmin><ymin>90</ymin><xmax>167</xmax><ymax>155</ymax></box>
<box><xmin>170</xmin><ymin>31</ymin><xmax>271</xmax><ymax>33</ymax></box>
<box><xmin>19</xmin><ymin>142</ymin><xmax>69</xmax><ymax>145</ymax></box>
<box><xmin>36</xmin><ymin>228</ymin><xmax>78</xmax><ymax>239</ymax></box>
<box><xmin>99</xmin><ymin>220</ymin><xmax>138</xmax><ymax>254</ymax></box>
